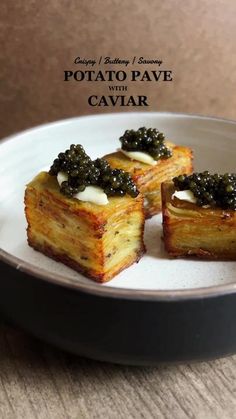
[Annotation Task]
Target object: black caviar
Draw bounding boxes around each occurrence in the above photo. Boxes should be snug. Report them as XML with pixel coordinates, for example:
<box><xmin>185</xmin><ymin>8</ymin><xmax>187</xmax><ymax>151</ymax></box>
<box><xmin>119</xmin><ymin>127</ymin><xmax>172</xmax><ymax>160</ymax></box>
<box><xmin>49</xmin><ymin>144</ymin><xmax>139</xmax><ymax>198</ymax></box>
<box><xmin>173</xmin><ymin>171</ymin><xmax>236</xmax><ymax>210</ymax></box>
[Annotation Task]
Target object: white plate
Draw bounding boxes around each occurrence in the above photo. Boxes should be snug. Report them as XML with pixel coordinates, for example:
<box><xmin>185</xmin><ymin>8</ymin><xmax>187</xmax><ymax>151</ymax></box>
<box><xmin>0</xmin><ymin>112</ymin><xmax>236</xmax><ymax>291</ymax></box>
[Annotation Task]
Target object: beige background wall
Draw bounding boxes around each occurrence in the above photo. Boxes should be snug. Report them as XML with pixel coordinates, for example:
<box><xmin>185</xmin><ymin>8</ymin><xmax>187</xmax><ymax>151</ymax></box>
<box><xmin>1</xmin><ymin>0</ymin><xmax>236</xmax><ymax>138</ymax></box>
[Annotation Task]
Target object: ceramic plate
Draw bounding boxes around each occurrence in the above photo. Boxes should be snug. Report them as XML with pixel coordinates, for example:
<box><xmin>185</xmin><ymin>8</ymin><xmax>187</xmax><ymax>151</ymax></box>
<box><xmin>1</xmin><ymin>112</ymin><xmax>236</xmax><ymax>364</ymax></box>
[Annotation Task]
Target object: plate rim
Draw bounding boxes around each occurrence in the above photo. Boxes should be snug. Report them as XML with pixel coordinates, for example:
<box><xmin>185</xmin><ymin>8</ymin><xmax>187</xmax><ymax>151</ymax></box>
<box><xmin>1</xmin><ymin>111</ymin><xmax>236</xmax><ymax>302</ymax></box>
<box><xmin>2</xmin><ymin>110</ymin><xmax>236</xmax><ymax>145</ymax></box>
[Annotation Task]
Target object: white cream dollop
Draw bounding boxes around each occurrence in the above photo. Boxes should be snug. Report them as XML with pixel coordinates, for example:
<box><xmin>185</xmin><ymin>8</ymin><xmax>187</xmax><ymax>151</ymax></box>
<box><xmin>120</xmin><ymin>149</ymin><xmax>157</xmax><ymax>166</ymax></box>
<box><xmin>172</xmin><ymin>189</ymin><xmax>197</xmax><ymax>204</ymax></box>
<box><xmin>57</xmin><ymin>172</ymin><xmax>108</xmax><ymax>205</ymax></box>
<box><xmin>74</xmin><ymin>186</ymin><xmax>108</xmax><ymax>205</ymax></box>
<box><xmin>57</xmin><ymin>171</ymin><xmax>68</xmax><ymax>186</ymax></box>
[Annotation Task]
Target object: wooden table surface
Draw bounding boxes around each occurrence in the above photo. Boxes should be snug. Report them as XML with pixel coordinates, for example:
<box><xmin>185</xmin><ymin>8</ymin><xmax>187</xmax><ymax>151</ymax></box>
<box><xmin>0</xmin><ymin>319</ymin><xmax>235</xmax><ymax>419</ymax></box>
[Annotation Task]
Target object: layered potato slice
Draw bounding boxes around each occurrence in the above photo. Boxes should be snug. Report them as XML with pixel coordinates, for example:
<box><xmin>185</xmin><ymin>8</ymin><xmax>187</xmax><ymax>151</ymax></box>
<box><xmin>162</xmin><ymin>182</ymin><xmax>236</xmax><ymax>260</ymax></box>
<box><xmin>25</xmin><ymin>172</ymin><xmax>145</xmax><ymax>282</ymax></box>
<box><xmin>104</xmin><ymin>142</ymin><xmax>193</xmax><ymax>218</ymax></box>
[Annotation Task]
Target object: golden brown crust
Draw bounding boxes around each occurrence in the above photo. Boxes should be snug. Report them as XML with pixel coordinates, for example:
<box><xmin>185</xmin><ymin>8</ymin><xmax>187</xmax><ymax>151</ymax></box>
<box><xmin>27</xmin><ymin>233</ymin><xmax>145</xmax><ymax>283</ymax></box>
<box><xmin>25</xmin><ymin>172</ymin><xmax>145</xmax><ymax>282</ymax></box>
<box><xmin>162</xmin><ymin>182</ymin><xmax>236</xmax><ymax>260</ymax></box>
<box><xmin>104</xmin><ymin>143</ymin><xmax>193</xmax><ymax>218</ymax></box>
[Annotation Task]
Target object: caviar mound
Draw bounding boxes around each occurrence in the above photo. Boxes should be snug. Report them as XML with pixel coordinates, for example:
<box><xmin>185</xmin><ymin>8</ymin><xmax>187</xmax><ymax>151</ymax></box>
<box><xmin>49</xmin><ymin>144</ymin><xmax>139</xmax><ymax>199</ymax></box>
<box><xmin>119</xmin><ymin>127</ymin><xmax>172</xmax><ymax>160</ymax></box>
<box><xmin>173</xmin><ymin>171</ymin><xmax>236</xmax><ymax>211</ymax></box>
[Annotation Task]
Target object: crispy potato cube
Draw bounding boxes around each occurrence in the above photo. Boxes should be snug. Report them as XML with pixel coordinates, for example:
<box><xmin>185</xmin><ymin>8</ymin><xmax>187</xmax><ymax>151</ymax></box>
<box><xmin>104</xmin><ymin>142</ymin><xmax>193</xmax><ymax>218</ymax></box>
<box><xmin>162</xmin><ymin>182</ymin><xmax>236</xmax><ymax>260</ymax></box>
<box><xmin>25</xmin><ymin>172</ymin><xmax>145</xmax><ymax>282</ymax></box>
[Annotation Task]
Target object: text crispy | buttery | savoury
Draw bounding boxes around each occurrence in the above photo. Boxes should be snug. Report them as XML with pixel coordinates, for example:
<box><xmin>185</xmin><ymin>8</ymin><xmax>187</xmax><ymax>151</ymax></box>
<box><xmin>162</xmin><ymin>172</ymin><xmax>236</xmax><ymax>259</ymax></box>
<box><xmin>25</xmin><ymin>145</ymin><xmax>145</xmax><ymax>282</ymax></box>
<box><xmin>103</xmin><ymin>127</ymin><xmax>193</xmax><ymax>218</ymax></box>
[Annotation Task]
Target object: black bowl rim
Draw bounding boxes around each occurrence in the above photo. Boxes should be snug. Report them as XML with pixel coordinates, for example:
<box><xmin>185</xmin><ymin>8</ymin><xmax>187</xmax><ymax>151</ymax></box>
<box><xmin>1</xmin><ymin>111</ymin><xmax>236</xmax><ymax>302</ymax></box>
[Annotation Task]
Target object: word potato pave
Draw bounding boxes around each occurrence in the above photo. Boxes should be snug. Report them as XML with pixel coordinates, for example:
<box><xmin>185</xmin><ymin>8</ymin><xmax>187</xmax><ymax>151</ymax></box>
<box><xmin>104</xmin><ymin>142</ymin><xmax>193</xmax><ymax>218</ymax></box>
<box><xmin>162</xmin><ymin>182</ymin><xmax>236</xmax><ymax>260</ymax></box>
<box><xmin>25</xmin><ymin>172</ymin><xmax>145</xmax><ymax>282</ymax></box>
